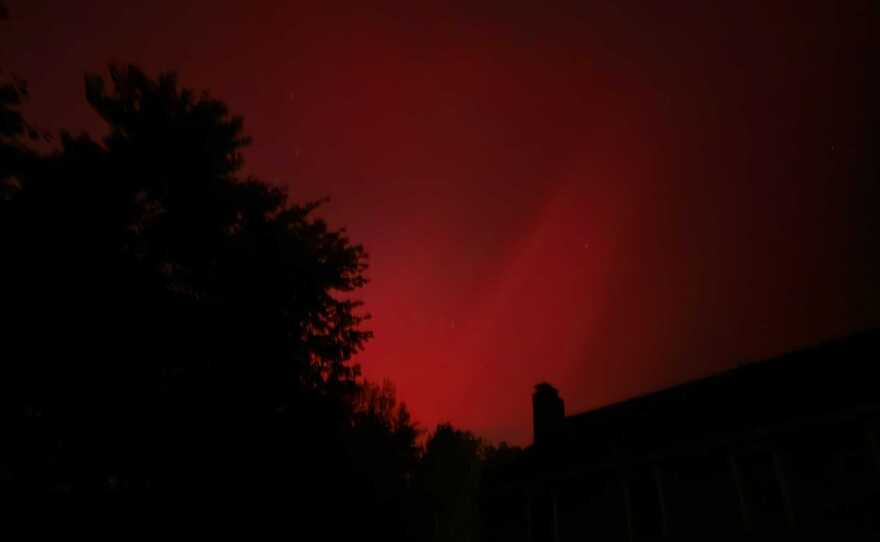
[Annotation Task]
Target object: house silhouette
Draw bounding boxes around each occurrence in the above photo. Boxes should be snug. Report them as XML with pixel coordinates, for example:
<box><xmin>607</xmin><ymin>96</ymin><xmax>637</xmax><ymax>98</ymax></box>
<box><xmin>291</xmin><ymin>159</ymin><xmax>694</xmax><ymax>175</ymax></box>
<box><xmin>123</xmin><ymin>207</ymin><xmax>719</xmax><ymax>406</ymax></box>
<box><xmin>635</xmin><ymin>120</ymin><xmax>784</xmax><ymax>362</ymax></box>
<box><xmin>484</xmin><ymin>329</ymin><xmax>880</xmax><ymax>541</ymax></box>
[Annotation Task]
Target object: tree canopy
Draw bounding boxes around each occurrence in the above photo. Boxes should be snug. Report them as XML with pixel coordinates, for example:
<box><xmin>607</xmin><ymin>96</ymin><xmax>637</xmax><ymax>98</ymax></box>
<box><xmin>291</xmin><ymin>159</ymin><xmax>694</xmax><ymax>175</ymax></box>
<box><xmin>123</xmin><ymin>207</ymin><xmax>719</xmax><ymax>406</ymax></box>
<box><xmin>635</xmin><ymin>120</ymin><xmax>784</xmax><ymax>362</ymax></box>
<box><xmin>0</xmin><ymin>65</ymin><xmax>382</xmax><ymax>534</ymax></box>
<box><xmin>0</xmin><ymin>64</ymin><xmax>524</xmax><ymax>539</ymax></box>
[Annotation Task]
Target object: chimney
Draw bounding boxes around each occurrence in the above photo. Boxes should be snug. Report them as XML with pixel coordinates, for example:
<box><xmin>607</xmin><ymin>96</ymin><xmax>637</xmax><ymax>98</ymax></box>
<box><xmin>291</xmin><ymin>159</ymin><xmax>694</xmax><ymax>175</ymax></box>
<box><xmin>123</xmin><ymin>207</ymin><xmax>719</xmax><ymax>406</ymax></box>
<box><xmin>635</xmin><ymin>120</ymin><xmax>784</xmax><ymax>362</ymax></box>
<box><xmin>532</xmin><ymin>383</ymin><xmax>565</xmax><ymax>447</ymax></box>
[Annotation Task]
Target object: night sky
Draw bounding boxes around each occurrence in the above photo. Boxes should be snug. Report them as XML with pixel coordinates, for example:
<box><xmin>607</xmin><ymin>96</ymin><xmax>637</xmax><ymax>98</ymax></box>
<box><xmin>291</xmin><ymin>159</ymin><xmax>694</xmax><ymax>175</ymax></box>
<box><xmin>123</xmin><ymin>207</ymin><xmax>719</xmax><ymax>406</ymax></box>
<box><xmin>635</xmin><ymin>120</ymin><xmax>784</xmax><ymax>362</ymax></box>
<box><xmin>2</xmin><ymin>1</ymin><xmax>876</xmax><ymax>445</ymax></box>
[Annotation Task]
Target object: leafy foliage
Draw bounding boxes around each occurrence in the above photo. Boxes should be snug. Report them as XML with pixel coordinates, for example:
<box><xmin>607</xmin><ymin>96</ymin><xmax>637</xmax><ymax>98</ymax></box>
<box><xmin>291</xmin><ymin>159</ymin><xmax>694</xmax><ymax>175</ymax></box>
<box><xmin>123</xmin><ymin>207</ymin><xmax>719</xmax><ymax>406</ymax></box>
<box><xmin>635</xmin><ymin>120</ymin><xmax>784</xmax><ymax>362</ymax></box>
<box><xmin>0</xmin><ymin>63</ymin><xmax>524</xmax><ymax>539</ymax></box>
<box><xmin>413</xmin><ymin>424</ymin><xmax>524</xmax><ymax>542</ymax></box>
<box><xmin>0</xmin><ymin>65</ymin><xmax>383</xmax><ymax>535</ymax></box>
<box><xmin>81</xmin><ymin>65</ymin><xmax>372</xmax><ymax>386</ymax></box>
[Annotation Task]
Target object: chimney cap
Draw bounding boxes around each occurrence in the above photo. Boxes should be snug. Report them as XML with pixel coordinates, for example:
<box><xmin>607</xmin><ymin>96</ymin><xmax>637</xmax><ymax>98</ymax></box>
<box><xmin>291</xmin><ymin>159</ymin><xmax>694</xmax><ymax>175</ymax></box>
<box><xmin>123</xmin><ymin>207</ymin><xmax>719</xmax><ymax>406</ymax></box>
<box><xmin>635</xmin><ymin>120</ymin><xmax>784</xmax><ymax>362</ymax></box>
<box><xmin>534</xmin><ymin>382</ymin><xmax>559</xmax><ymax>394</ymax></box>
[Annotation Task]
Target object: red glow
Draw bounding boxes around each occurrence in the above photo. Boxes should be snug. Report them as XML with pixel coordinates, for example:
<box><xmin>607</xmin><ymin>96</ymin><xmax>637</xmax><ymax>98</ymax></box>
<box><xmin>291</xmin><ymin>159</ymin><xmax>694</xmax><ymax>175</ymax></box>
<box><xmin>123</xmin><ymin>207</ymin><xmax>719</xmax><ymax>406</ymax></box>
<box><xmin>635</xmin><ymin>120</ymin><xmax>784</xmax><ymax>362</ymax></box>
<box><xmin>2</xmin><ymin>1</ymin><xmax>876</xmax><ymax>444</ymax></box>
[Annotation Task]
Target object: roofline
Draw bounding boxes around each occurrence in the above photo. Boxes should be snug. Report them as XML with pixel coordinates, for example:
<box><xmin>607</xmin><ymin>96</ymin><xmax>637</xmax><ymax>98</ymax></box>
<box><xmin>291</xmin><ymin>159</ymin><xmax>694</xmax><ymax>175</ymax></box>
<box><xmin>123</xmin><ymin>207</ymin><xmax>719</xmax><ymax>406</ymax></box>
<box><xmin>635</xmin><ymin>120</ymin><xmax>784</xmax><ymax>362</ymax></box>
<box><xmin>564</xmin><ymin>327</ymin><xmax>880</xmax><ymax>425</ymax></box>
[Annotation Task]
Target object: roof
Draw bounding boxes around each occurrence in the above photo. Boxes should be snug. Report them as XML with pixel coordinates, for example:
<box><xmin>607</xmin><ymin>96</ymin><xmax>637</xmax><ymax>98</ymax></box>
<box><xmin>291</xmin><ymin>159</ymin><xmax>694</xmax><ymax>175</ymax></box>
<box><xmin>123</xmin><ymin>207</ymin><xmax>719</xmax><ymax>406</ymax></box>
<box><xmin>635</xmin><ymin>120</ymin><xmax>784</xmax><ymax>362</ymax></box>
<box><xmin>550</xmin><ymin>328</ymin><xmax>880</xmax><ymax>466</ymax></box>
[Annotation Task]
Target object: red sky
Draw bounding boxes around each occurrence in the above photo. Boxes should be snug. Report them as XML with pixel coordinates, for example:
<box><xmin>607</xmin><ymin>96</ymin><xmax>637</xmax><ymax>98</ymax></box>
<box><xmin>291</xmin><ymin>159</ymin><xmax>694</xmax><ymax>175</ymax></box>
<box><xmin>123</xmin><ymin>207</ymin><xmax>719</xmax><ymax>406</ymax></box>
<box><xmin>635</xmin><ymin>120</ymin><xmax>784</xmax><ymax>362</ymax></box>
<box><xmin>2</xmin><ymin>1</ymin><xmax>877</xmax><ymax>444</ymax></box>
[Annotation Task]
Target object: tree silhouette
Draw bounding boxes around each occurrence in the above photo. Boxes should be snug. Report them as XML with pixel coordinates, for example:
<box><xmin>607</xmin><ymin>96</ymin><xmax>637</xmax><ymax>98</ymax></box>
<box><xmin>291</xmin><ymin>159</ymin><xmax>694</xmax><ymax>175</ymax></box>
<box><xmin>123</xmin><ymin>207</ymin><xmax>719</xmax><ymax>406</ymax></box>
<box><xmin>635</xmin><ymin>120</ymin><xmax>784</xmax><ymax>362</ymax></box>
<box><xmin>1</xmin><ymin>62</ymin><xmax>538</xmax><ymax>541</ymax></box>
<box><xmin>406</xmin><ymin>423</ymin><xmax>527</xmax><ymax>542</ymax></box>
<box><xmin>0</xmin><ymin>75</ymin><xmax>26</xmax><ymax>139</ymax></box>
<box><xmin>346</xmin><ymin>379</ymin><xmax>423</xmax><ymax>539</ymax></box>
<box><xmin>81</xmin><ymin>65</ymin><xmax>372</xmax><ymax>384</ymax></box>
<box><xmin>415</xmin><ymin>423</ymin><xmax>488</xmax><ymax>541</ymax></box>
<box><xmin>0</xmin><ymin>70</ymin><xmax>37</xmax><ymax>195</ymax></box>
<box><xmin>0</xmin><ymin>65</ymin><xmax>399</xmax><ymax>536</ymax></box>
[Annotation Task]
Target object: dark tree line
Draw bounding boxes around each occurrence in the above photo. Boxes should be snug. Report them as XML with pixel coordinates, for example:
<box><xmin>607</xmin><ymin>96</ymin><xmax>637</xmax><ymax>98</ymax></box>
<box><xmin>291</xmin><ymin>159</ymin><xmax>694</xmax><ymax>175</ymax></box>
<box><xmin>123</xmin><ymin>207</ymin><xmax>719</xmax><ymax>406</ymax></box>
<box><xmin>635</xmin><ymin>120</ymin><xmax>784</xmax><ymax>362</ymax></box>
<box><xmin>0</xmin><ymin>63</ymin><xmax>522</xmax><ymax>537</ymax></box>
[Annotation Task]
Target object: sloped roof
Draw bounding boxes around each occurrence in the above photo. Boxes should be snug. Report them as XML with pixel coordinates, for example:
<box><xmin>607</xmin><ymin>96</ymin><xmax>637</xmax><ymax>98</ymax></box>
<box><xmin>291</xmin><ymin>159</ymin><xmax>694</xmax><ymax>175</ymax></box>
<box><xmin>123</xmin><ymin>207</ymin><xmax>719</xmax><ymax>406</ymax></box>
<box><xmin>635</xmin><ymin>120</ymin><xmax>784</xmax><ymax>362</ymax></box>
<box><xmin>555</xmin><ymin>329</ymin><xmax>880</xmax><ymax>462</ymax></box>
